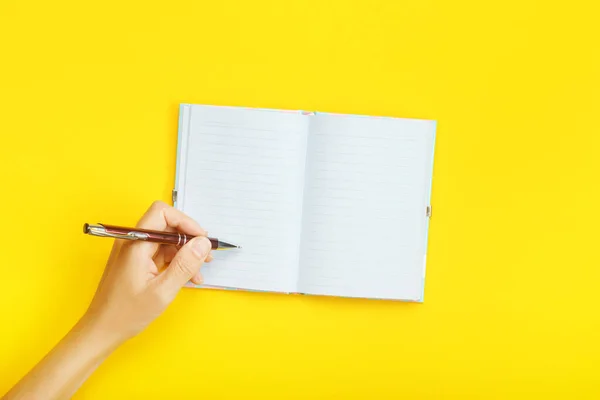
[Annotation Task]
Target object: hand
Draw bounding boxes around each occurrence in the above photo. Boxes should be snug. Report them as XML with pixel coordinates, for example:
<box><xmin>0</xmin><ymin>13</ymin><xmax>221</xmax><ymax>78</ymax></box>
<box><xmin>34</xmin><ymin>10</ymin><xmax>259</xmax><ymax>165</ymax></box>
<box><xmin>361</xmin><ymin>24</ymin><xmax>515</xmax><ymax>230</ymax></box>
<box><xmin>83</xmin><ymin>201</ymin><xmax>213</xmax><ymax>347</ymax></box>
<box><xmin>3</xmin><ymin>201</ymin><xmax>213</xmax><ymax>400</ymax></box>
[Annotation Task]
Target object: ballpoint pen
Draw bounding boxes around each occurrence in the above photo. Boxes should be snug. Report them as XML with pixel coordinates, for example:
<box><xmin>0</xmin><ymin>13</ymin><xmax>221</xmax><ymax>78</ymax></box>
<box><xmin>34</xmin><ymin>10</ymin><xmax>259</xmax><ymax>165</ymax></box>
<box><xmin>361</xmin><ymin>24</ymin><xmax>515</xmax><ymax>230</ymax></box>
<box><xmin>83</xmin><ymin>223</ymin><xmax>241</xmax><ymax>250</ymax></box>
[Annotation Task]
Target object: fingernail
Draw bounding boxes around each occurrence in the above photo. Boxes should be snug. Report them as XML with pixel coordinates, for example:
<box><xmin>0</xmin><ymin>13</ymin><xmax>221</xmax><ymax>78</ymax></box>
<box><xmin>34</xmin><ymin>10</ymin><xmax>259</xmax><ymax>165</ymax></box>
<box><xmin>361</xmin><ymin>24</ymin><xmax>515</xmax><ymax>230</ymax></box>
<box><xmin>192</xmin><ymin>237</ymin><xmax>211</xmax><ymax>258</ymax></box>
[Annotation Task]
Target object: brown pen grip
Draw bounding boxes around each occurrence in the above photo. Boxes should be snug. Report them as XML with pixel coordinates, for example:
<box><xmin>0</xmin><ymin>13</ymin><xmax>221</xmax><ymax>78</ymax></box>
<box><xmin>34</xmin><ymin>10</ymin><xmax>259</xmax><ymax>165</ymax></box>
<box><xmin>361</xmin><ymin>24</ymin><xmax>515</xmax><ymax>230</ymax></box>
<box><xmin>100</xmin><ymin>224</ymin><xmax>218</xmax><ymax>248</ymax></box>
<box><xmin>177</xmin><ymin>233</ymin><xmax>219</xmax><ymax>249</ymax></box>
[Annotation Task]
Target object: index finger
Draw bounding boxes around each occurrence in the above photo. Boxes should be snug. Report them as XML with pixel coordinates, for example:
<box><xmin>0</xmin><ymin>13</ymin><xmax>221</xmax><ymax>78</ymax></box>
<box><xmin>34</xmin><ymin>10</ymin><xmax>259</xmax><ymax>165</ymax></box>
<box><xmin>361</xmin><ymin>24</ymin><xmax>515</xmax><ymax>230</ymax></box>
<box><xmin>136</xmin><ymin>201</ymin><xmax>207</xmax><ymax>236</ymax></box>
<box><xmin>126</xmin><ymin>201</ymin><xmax>207</xmax><ymax>258</ymax></box>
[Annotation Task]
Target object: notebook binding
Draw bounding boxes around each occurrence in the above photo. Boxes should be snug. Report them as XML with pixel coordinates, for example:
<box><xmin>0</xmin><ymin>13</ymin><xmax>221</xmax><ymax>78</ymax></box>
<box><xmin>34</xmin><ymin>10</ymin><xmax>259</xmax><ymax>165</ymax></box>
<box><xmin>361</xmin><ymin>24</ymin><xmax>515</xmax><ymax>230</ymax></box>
<box><xmin>426</xmin><ymin>205</ymin><xmax>432</xmax><ymax>218</ymax></box>
<box><xmin>172</xmin><ymin>190</ymin><xmax>178</xmax><ymax>204</ymax></box>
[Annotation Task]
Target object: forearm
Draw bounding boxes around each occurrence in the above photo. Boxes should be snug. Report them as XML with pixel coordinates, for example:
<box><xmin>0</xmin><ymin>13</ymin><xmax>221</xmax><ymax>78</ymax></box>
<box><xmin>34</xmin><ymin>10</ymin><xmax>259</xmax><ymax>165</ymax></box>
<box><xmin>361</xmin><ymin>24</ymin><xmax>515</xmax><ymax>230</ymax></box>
<box><xmin>4</xmin><ymin>316</ymin><xmax>118</xmax><ymax>400</ymax></box>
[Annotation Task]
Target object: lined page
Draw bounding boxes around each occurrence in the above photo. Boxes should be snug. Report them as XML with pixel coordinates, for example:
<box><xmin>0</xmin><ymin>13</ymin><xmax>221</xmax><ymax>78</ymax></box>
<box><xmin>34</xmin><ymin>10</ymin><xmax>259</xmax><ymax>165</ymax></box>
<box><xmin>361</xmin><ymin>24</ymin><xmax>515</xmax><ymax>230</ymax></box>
<box><xmin>297</xmin><ymin>113</ymin><xmax>435</xmax><ymax>300</ymax></box>
<box><xmin>176</xmin><ymin>105</ymin><xmax>309</xmax><ymax>293</ymax></box>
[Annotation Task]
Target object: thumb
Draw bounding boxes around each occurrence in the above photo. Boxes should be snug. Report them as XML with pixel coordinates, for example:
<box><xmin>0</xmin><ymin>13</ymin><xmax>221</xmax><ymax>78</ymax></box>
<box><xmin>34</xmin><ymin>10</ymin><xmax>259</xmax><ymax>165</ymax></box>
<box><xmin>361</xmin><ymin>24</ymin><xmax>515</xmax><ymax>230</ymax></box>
<box><xmin>159</xmin><ymin>236</ymin><xmax>212</xmax><ymax>291</ymax></box>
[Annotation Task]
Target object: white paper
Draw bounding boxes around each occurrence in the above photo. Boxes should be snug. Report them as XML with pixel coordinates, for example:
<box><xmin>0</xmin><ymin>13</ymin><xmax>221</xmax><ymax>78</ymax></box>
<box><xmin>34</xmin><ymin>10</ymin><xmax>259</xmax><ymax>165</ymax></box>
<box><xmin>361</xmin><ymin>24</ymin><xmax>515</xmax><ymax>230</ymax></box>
<box><xmin>296</xmin><ymin>113</ymin><xmax>435</xmax><ymax>300</ymax></box>
<box><xmin>176</xmin><ymin>105</ymin><xmax>309</xmax><ymax>293</ymax></box>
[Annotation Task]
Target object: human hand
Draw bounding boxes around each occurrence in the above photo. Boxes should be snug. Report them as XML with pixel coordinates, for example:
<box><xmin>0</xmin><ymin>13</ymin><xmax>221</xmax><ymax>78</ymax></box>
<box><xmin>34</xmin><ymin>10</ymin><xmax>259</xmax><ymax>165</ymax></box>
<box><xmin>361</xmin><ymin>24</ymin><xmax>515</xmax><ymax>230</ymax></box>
<box><xmin>82</xmin><ymin>201</ymin><xmax>213</xmax><ymax>348</ymax></box>
<box><xmin>3</xmin><ymin>201</ymin><xmax>214</xmax><ymax>400</ymax></box>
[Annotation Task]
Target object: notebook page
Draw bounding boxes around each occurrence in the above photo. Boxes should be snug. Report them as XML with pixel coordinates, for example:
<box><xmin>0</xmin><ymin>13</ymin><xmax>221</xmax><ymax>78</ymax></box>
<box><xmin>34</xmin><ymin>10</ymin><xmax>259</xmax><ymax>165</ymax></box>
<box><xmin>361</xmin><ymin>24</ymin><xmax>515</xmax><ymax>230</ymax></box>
<box><xmin>297</xmin><ymin>113</ymin><xmax>435</xmax><ymax>300</ymax></box>
<box><xmin>176</xmin><ymin>105</ymin><xmax>309</xmax><ymax>293</ymax></box>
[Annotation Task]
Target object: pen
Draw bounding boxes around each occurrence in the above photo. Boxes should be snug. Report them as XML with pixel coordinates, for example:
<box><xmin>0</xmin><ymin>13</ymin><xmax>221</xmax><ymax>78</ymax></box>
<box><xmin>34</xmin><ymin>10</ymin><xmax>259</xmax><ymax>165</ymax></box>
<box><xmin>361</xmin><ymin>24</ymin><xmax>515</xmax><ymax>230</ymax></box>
<box><xmin>83</xmin><ymin>223</ymin><xmax>241</xmax><ymax>250</ymax></box>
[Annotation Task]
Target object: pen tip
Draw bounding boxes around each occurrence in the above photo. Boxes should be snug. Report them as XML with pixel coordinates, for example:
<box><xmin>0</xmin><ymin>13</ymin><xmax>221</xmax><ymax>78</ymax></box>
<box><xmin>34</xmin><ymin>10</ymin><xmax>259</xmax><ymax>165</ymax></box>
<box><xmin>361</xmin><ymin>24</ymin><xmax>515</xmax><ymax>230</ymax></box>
<box><xmin>217</xmin><ymin>240</ymin><xmax>241</xmax><ymax>249</ymax></box>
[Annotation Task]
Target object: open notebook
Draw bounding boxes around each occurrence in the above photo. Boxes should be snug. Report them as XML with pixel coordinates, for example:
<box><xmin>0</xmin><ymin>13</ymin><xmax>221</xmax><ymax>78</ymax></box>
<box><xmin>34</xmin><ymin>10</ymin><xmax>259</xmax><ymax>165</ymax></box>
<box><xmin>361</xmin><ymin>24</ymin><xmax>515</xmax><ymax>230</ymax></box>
<box><xmin>174</xmin><ymin>104</ymin><xmax>436</xmax><ymax>301</ymax></box>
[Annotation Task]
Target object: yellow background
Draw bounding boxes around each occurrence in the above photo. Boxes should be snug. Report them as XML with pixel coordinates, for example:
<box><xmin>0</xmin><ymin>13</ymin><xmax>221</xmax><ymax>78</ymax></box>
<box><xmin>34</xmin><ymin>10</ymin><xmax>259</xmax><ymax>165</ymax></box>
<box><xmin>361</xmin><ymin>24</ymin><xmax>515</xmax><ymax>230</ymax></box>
<box><xmin>1</xmin><ymin>0</ymin><xmax>599</xmax><ymax>398</ymax></box>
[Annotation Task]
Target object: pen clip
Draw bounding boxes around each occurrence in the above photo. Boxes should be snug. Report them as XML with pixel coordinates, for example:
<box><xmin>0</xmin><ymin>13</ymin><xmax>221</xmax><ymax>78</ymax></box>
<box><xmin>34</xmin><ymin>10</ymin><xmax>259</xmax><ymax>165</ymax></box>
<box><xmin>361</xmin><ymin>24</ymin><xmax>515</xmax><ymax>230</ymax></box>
<box><xmin>84</xmin><ymin>224</ymin><xmax>149</xmax><ymax>240</ymax></box>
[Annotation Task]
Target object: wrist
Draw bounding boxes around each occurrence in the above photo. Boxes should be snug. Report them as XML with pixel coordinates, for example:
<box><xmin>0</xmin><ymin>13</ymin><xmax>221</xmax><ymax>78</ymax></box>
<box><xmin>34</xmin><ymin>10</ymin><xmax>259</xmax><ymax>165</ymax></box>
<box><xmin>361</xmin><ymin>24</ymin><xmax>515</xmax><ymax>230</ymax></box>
<box><xmin>71</xmin><ymin>313</ymin><xmax>124</xmax><ymax>359</ymax></box>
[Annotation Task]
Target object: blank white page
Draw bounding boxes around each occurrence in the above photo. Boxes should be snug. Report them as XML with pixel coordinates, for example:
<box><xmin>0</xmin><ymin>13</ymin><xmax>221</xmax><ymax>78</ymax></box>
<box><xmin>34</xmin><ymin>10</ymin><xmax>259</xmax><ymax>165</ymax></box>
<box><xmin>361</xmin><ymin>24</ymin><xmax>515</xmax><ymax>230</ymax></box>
<box><xmin>175</xmin><ymin>105</ymin><xmax>309</xmax><ymax>293</ymax></box>
<box><xmin>297</xmin><ymin>113</ymin><xmax>435</xmax><ymax>300</ymax></box>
